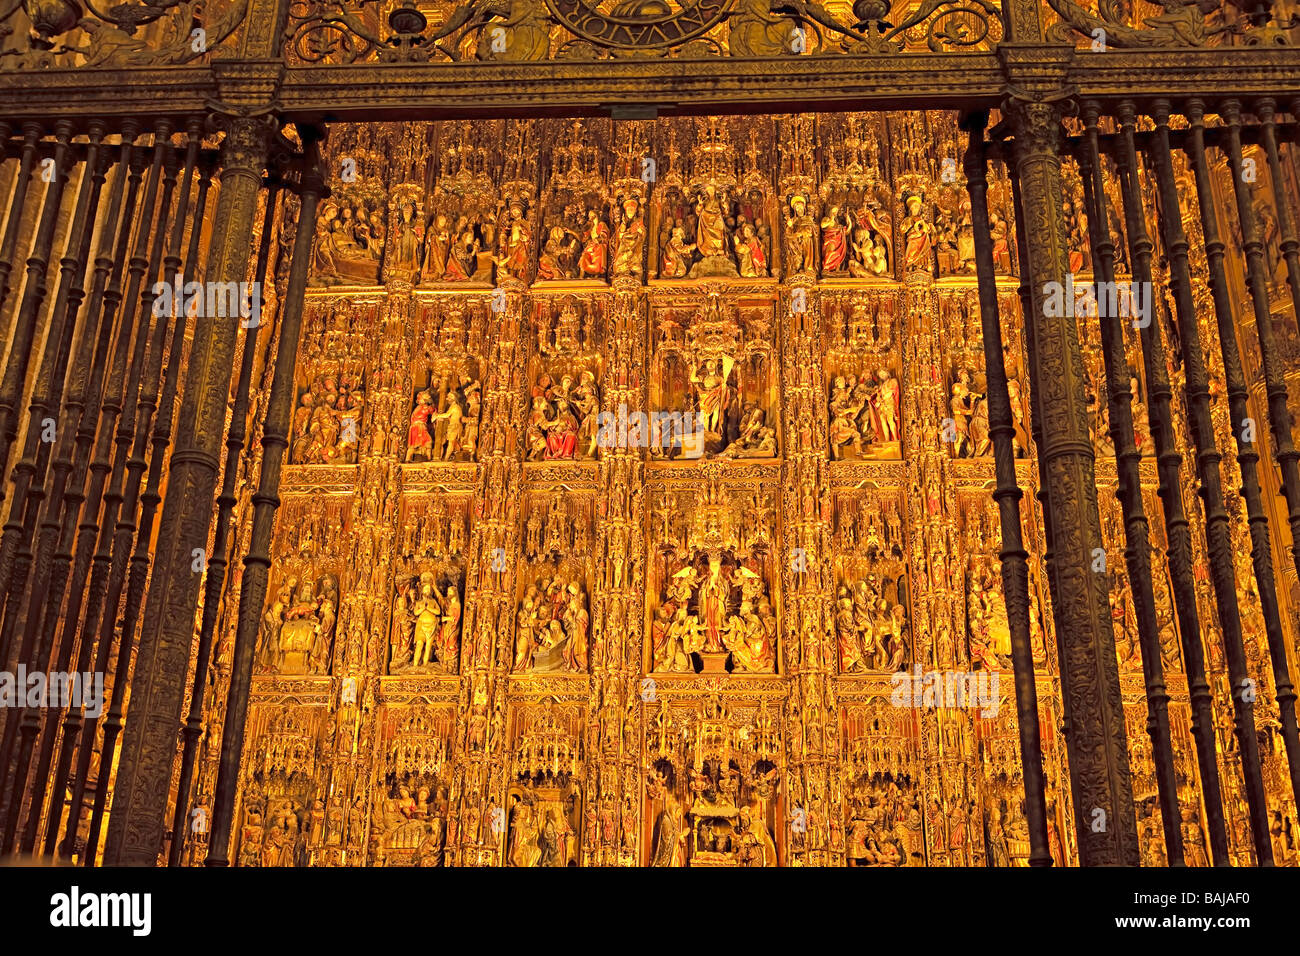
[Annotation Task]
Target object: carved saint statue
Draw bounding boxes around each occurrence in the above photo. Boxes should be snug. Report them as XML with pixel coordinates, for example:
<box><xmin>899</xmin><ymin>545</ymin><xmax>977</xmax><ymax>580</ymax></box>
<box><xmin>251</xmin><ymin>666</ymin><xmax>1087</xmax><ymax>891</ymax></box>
<box><xmin>900</xmin><ymin>193</ymin><xmax>934</xmax><ymax>275</ymax></box>
<box><xmin>391</xmin><ymin>573</ymin><xmax>461</xmax><ymax>674</ymax></box>
<box><xmin>783</xmin><ymin>194</ymin><xmax>816</xmax><ymax>275</ymax></box>
<box><xmin>695</xmin><ymin>184</ymin><xmax>728</xmax><ymax>259</ymax></box>
<box><xmin>660</xmin><ymin>226</ymin><xmax>696</xmax><ymax>279</ymax></box>
<box><xmin>612</xmin><ymin>197</ymin><xmax>646</xmax><ymax>278</ymax></box>
<box><xmin>578</xmin><ymin>207</ymin><xmax>610</xmax><ymax>278</ymax></box>
<box><xmin>513</xmin><ymin>572</ymin><xmax>590</xmax><ymax>674</ymax></box>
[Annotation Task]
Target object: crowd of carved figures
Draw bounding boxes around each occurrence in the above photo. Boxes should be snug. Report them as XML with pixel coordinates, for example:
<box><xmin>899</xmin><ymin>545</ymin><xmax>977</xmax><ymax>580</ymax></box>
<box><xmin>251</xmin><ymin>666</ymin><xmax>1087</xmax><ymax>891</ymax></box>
<box><xmin>308</xmin><ymin>117</ymin><xmax>1019</xmax><ymax>293</ymax></box>
<box><xmin>200</xmin><ymin>106</ymin><xmax>1300</xmax><ymax>869</ymax></box>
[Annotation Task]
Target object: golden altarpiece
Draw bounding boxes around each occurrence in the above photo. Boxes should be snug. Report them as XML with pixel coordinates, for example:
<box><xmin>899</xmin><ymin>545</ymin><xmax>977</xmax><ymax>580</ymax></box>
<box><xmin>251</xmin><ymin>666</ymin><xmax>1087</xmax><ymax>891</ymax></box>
<box><xmin>0</xmin><ymin>0</ymin><xmax>1298</xmax><ymax>869</ymax></box>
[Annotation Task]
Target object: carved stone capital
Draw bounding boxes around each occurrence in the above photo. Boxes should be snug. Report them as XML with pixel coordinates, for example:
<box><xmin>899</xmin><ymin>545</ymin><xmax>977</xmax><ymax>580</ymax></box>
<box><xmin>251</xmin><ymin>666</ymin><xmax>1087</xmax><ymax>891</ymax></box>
<box><xmin>208</xmin><ymin>111</ymin><xmax>278</xmax><ymax>176</ymax></box>
<box><xmin>1001</xmin><ymin>93</ymin><xmax>1071</xmax><ymax>158</ymax></box>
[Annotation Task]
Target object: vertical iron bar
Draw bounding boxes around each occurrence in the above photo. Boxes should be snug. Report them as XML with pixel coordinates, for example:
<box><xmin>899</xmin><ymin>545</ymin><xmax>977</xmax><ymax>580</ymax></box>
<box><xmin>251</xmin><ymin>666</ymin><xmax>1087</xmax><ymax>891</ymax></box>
<box><xmin>1</xmin><ymin>125</ymin><xmax>177</xmax><ymax>855</ymax></box>
<box><xmin>33</xmin><ymin>124</ymin><xmax>139</xmax><ymax>857</ymax></box>
<box><xmin>1186</xmin><ymin>98</ymin><xmax>1276</xmax><ymax>864</ymax></box>
<box><xmin>0</xmin><ymin>121</ymin><xmax>73</xmax><ymax>496</ymax></box>
<box><xmin>0</xmin><ymin>123</ymin><xmax>41</xmax><ymax>329</ymax></box>
<box><xmin>1142</xmin><ymin>100</ymin><xmax>1235</xmax><ymax>865</ymax></box>
<box><xmin>26</xmin><ymin>126</ymin><xmax>196</xmax><ymax>856</ymax></box>
<box><xmin>0</xmin><ymin>122</ymin><xmax>74</xmax><ymax>661</ymax></box>
<box><xmin>1253</xmin><ymin>99</ymin><xmax>1300</xmax><ymax>589</ymax></box>
<box><xmin>963</xmin><ymin>114</ymin><xmax>1052</xmax><ymax>866</ymax></box>
<box><xmin>1083</xmin><ymin>101</ymin><xmax>1185</xmax><ymax>865</ymax></box>
<box><xmin>9</xmin><ymin>121</ymin><xmax>112</xmax><ymax>853</ymax></box>
<box><xmin>59</xmin><ymin>124</ymin><xmax>170</xmax><ymax>862</ymax></box>
<box><xmin>80</xmin><ymin>127</ymin><xmax>184</xmax><ymax>865</ymax></box>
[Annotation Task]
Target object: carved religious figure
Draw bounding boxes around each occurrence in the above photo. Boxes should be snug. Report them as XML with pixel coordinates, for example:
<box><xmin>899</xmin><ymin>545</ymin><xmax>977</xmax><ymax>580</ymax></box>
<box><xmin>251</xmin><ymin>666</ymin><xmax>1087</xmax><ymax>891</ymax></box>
<box><xmin>406</xmin><ymin>374</ymin><xmax>482</xmax><ymax>462</ymax></box>
<box><xmin>612</xmin><ymin>197</ymin><xmax>646</xmax><ymax>278</ymax></box>
<box><xmin>578</xmin><ymin>207</ymin><xmax>610</xmax><ymax>279</ymax></box>
<box><xmin>900</xmin><ymin>193</ymin><xmax>934</xmax><ymax>276</ymax></box>
<box><xmin>828</xmin><ymin>369</ymin><xmax>901</xmax><ymax>459</ymax></box>
<box><xmin>390</xmin><ymin>572</ymin><xmax>462</xmax><ymax>674</ymax></box>
<box><xmin>784</xmin><ymin>193</ymin><xmax>816</xmax><ymax>275</ymax></box>
<box><xmin>258</xmin><ymin>575</ymin><xmax>339</xmax><ymax>675</ymax></box>
<box><xmin>513</xmin><ymin>571</ymin><xmax>591</xmax><ymax>674</ymax></box>
<box><xmin>292</xmin><ymin>374</ymin><xmax>365</xmax><ymax>464</ymax></box>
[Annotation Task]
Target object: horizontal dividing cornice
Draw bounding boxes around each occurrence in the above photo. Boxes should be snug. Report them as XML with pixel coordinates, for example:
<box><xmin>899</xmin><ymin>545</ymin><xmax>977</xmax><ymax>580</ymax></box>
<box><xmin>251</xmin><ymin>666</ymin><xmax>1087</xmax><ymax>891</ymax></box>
<box><xmin>0</xmin><ymin>47</ymin><xmax>1298</xmax><ymax>121</ymax></box>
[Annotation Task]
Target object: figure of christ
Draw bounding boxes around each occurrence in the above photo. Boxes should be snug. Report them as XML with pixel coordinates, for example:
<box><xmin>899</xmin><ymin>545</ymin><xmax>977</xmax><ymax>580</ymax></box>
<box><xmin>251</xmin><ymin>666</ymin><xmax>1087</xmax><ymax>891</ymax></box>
<box><xmin>429</xmin><ymin>393</ymin><xmax>466</xmax><ymax>460</ymax></box>
<box><xmin>875</xmin><ymin>370</ymin><xmax>900</xmax><ymax>443</ymax></box>
<box><xmin>411</xmin><ymin>583</ymin><xmax>442</xmax><ymax>668</ymax></box>
<box><xmin>690</xmin><ymin>357</ymin><xmax>732</xmax><ymax>436</ymax></box>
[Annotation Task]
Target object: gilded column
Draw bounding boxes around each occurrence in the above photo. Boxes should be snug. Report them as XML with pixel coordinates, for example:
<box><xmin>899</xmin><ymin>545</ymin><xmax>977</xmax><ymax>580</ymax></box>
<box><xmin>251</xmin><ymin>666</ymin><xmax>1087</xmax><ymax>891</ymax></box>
<box><xmin>451</xmin><ymin>277</ymin><xmax>527</xmax><ymax>865</ymax></box>
<box><xmin>778</xmin><ymin>274</ymin><xmax>840</xmax><ymax>865</ymax></box>
<box><xmin>585</xmin><ymin>276</ymin><xmax>648</xmax><ymax>866</ymax></box>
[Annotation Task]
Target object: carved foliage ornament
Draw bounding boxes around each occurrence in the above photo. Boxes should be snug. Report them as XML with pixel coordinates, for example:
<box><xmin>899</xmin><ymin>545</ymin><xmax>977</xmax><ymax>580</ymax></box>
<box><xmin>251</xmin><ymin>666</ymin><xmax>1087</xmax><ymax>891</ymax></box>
<box><xmin>1043</xmin><ymin>0</ymin><xmax>1295</xmax><ymax>48</ymax></box>
<box><xmin>0</xmin><ymin>0</ymin><xmax>248</xmax><ymax>69</ymax></box>
<box><xmin>286</xmin><ymin>0</ymin><xmax>1004</xmax><ymax>64</ymax></box>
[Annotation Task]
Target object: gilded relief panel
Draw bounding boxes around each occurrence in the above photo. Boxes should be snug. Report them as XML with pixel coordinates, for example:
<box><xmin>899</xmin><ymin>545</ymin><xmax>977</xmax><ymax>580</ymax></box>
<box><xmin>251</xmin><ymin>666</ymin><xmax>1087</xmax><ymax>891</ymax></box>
<box><xmin>368</xmin><ymin>704</ymin><xmax>457</xmax><ymax>866</ymax></box>
<box><xmin>206</xmin><ymin>105</ymin><xmax>1300</xmax><ymax>868</ymax></box>
<box><xmin>647</xmin><ymin>467</ymin><xmax>781</xmax><ymax>676</ymax></box>
<box><xmin>643</xmin><ymin>690</ymin><xmax>784</xmax><ymax>867</ymax></box>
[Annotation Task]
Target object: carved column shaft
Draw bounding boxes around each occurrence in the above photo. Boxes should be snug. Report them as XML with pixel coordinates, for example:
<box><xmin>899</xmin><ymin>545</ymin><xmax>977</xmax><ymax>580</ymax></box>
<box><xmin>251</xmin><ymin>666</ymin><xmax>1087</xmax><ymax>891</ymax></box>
<box><xmin>0</xmin><ymin>123</ymin><xmax>40</xmax><ymax>338</ymax></box>
<box><xmin>78</xmin><ymin>130</ymin><xmax>185</xmax><ymax>864</ymax></box>
<box><xmin>1005</xmin><ymin>94</ymin><xmax>1138</xmax><ymax>865</ymax></box>
<box><xmin>170</xmin><ymin>166</ymin><xmax>271</xmax><ymax>867</ymax></box>
<box><xmin>105</xmin><ymin>112</ymin><xmax>276</xmax><ymax>865</ymax></box>
<box><xmin>203</xmin><ymin>132</ymin><xmax>325</xmax><ymax>867</ymax></box>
